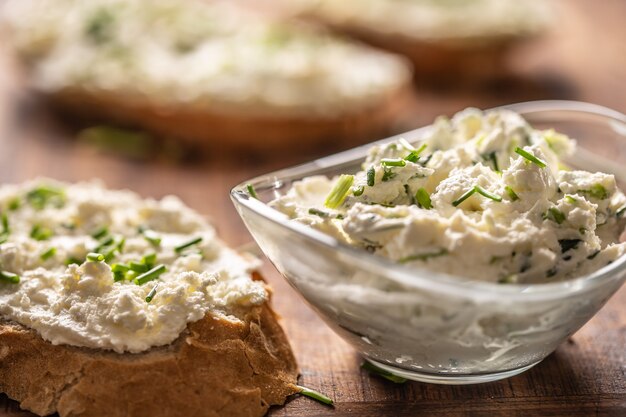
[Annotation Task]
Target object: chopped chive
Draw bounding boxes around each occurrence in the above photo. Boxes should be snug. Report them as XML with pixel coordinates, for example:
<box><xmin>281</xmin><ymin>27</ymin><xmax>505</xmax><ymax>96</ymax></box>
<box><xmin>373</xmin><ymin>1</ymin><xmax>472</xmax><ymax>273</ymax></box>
<box><xmin>1</xmin><ymin>212</ymin><xmax>8</xmax><ymax>233</ymax></box>
<box><xmin>486</xmin><ymin>151</ymin><xmax>500</xmax><ymax>172</ymax></box>
<box><xmin>129</xmin><ymin>261</ymin><xmax>149</xmax><ymax>272</ymax></box>
<box><xmin>246</xmin><ymin>184</ymin><xmax>258</xmax><ymax>200</ymax></box>
<box><xmin>0</xmin><ymin>233</ymin><xmax>7</xmax><ymax>244</ymax></box>
<box><xmin>111</xmin><ymin>263</ymin><xmax>130</xmax><ymax>273</ymax></box>
<box><xmin>361</xmin><ymin>362</ymin><xmax>407</xmax><ymax>384</ymax></box>
<box><xmin>474</xmin><ymin>185</ymin><xmax>502</xmax><ymax>202</ymax></box>
<box><xmin>399</xmin><ymin>249</ymin><xmax>448</xmax><ymax>263</ymax></box>
<box><xmin>514</xmin><ymin>147</ymin><xmax>547</xmax><ymax>168</ymax></box>
<box><xmin>65</xmin><ymin>257</ymin><xmax>83</xmax><ymax>265</ymax></box>
<box><xmin>93</xmin><ymin>236</ymin><xmax>114</xmax><ymax>253</ymax></box>
<box><xmin>366</xmin><ymin>167</ymin><xmax>375</xmax><ymax>187</ymax></box>
<box><xmin>381</xmin><ymin>158</ymin><xmax>406</xmax><ymax>167</ymax></box>
<box><xmin>324</xmin><ymin>175</ymin><xmax>354</xmax><ymax>209</ymax></box>
<box><xmin>26</xmin><ymin>186</ymin><xmax>65</xmax><ymax>210</ymax></box>
<box><xmin>505</xmin><ymin>186</ymin><xmax>519</xmax><ymax>201</ymax></box>
<box><xmin>91</xmin><ymin>226</ymin><xmax>109</xmax><ymax>240</ymax></box>
<box><xmin>617</xmin><ymin>206</ymin><xmax>626</xmax><ymax>218</ymax></box>
<box><xmin>40</xmin><ymin>247</ymin><xmax>57</xmax><ymax>261</ymax></box>
<box><xmin>30</xmin><ymin>225</ymin><xmax>52</xmax><ymax>241</ymax></box>
<box><xmin>558</xmin><ymin>239</ymin><xmax>582</xmax><ymax>253</ymax></box>
<box><xmin>141</xmin><ymin>253</ymin><xmax>157</xmax><ymax>266</ymax></box>
<box><xmin>565</xmin><ymin>195</ymin><xmax>577</xmax><ymax>204</ymax></box>
<box><xmin>174</xmin><ymin>237</ymin><xmax>203</xmax><ymax>253</ymax></box>
<box><xmin>134</xmin><ymin>264</ymin><xmax>166</xmax><ymax>285</ymax></box>
<box><xmin>86</xmin><ymin>252</ymin><xmax>105</xmax><ymax>262</ymax></box>
<box><xmin>0</xmin><ymin>270</ymin><xmax>20</xmax><ymax>284</ymax></box>
<box><xmin>145</xmin><ymin>284</ymin><xmax>159</xmax><ymax>303</ymax></box>
<box><xmin>578</xmin><ymin>184</ymin><xmax>609</xmax><ymax>200</ymax></box>
<box><xmin>296</xmin><ymin>385</ymin><xmax>333</xmax><ymax>406</ymax></box>
<box><xmin>381</xmin><ymin>168</ymin><xmax>396</xmax><ymax>182</ymax></box>
<box><xmin>415</xmin><ymin>188</ymin><xmax>432</xmax><ymax>209</ymax></box>
<box><xmin>141</xmin><ymin>228</ymin><xmax>162</xmax><ymax>246</ymax></box>
<box><xmin>8</xmin><ymin>198</ymin><xmax>20</xmax><ymax>211</ymax></box>
<box><xmin>404</xmin><ymin>143</ymin><xmax>427</xmax><ymax>163</ymax></box>
<box><xmin>452</xmin><ymin>187</ymin><xmax>476</xmax><ymax>207</ymax></box>
<box><xmin>545</xmin><ymin>207</ymin><xmax>566</xmax><ymax>224</ymax></box>
<box><xmin>308</xmin><ymin>208</ymin><xmax>329</xmax><ymax>218</ymax></box>
<box><xmin>113</xmin><ymin>271</ymin><xmax>126</xmax><ymax>282</ymax></box>
<box><xmin>353</xmin><ymin>186</ymin><xmax>364</xmax><ymax>197</ymax></box>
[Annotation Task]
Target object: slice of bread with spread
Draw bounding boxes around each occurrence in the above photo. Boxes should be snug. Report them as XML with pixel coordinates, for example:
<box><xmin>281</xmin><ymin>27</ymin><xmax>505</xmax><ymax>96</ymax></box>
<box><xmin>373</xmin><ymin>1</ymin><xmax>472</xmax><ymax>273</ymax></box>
<box><xmin>0</xmin><ymin>179</ymin><xmax>298</xmax><ymax>417</ymax></box>
<box><xmin>0</xmin><ymin>0</ymin><xmax>413</xmax><ymax>149</ymax></box>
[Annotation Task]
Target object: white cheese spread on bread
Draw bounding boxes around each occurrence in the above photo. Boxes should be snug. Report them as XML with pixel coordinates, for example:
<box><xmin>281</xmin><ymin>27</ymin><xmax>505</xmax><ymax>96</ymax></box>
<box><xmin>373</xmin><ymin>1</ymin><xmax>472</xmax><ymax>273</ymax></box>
<box><xmin>271</xmin><ymin>109</ymin><xmax>626</xmax><ymax>283</ymax></box>
<box><xmin>0</xmin><ymin>180</ymin><xmax>266</xmax><ymax>353</ymax></box>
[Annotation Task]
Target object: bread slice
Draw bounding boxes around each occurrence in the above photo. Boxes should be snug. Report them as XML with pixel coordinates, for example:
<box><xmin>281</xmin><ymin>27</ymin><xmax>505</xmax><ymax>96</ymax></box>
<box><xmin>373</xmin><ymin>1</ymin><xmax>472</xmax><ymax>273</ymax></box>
<box><xmin>0</xmin><ymin>289</ymin><xmax>298</xmax><ymax>417</ymax></box>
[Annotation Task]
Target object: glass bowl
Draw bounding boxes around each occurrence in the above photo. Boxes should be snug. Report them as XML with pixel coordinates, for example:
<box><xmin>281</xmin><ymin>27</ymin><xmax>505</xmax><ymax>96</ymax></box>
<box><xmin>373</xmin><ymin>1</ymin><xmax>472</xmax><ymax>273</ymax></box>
<box><xmin>230</xmin><ymin>100</ymin><xmax>626</xmax><ymax>385</ymax></box>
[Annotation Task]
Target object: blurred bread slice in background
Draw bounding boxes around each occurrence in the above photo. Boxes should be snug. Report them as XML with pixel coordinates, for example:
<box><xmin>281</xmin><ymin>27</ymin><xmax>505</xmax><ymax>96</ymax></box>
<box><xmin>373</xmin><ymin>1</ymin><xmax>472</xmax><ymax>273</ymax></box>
<box><xmin>0</xmin><ymin>0</ymin><xmax>414</xmax><ymax>150</ymax></box>
<box><xmin>268</xmin><ymin>0</ymin><xmax>552</xmax><ymax>83</ymax></box>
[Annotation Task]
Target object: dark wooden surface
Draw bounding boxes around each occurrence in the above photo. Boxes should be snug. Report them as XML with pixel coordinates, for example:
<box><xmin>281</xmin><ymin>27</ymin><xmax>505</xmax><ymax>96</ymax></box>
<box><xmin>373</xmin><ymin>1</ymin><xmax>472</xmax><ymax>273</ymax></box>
<box><xmin>0</xmin><ymin>0</ymin><xmax>625</xmax><ymax>415</ymax></box>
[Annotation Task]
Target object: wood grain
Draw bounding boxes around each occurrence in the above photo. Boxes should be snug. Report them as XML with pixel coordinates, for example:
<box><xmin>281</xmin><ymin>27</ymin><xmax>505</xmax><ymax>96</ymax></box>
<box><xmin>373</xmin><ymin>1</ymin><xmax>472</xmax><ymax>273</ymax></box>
<box><xmin>0</xmin><ymin>0</ymin><xmax>625</xmax><ymax>416</ymax></box>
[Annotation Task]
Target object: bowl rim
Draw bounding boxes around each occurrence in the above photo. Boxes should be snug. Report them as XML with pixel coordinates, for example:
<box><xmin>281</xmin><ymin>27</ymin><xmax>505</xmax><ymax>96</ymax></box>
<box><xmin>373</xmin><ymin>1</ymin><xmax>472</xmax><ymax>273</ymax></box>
<box><xmin>231</xmin><ymin>100</ymin><xmax>626</xmax><ymax>301</ymax></box>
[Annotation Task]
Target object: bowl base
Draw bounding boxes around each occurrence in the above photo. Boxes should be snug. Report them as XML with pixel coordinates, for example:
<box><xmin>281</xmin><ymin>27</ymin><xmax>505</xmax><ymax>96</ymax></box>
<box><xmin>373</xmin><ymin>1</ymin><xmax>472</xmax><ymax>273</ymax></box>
<box><xmin>366</xmin><ymin>358</ymin><xmax>542</xmax><ymax>385</ymax></box>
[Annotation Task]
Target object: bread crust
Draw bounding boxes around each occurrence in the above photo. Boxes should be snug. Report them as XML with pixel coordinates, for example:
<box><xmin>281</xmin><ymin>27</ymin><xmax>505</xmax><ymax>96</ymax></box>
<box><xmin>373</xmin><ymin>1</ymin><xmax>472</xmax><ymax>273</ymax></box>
<box><xmin>0</xmin><ymin>300</ymin><xmax>299</xmax><ymax>417</ymax></box>
<box><xmin>44</xmin><ymin>83</ymin><xmax>413</xmax><ymax>150</ymax></box>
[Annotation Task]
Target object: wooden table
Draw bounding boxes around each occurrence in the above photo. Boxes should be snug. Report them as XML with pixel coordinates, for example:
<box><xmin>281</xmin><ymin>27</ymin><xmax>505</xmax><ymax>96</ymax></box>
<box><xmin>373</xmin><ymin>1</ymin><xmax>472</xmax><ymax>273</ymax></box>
<box><xmin>0</xmin><ymin>0</ymin><xmax>624</xmax><ymax>415</ymax></box>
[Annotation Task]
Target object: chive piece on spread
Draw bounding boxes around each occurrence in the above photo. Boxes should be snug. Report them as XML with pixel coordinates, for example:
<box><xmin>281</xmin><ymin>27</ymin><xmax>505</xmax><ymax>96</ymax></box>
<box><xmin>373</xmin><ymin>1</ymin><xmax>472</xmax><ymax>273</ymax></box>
<box><xmin>404</xmin><ymin>143</ymin><xmax>428</xmax><ymax>163</ymax></box>
<box><xmin>134</xmin><ymin>264</ymin><xmax>167</xmax><ymax>285</ymax></box>
<box><xmin>558</xmin><ymin>239</ymin><xmax>583</xmax><ymax>253</ymax></box>
<box><xmin>40</xmin><ymin>247</ymin><xmax>57</xmax><ymax>261</ymax></box>
<box><xmin>415</xmin><ymin>188</ymin><xmax>432</xmax><ymax>209</ymax></box>
<box><xmin>30</xmin><ymin>225</ymin><xmax>53</xmax><ymax>241</ymax></box>
<box><xmin>91</xmin><ymin>226</ymin><xmax>109</xmax><ymax>239</ymax></box>
<box><xmin>514</xmin><ymin>147</ymin><xmax>547</xmax><ymax>168</ymax></box>
<box><xmin>366</xmin><ymin>167</ymin><xmax>375</xmax><ymax>187</ymax></box>
<box><xmin>141</xmin><ymin>228</ymin><xmax>162</xmax><ymax>247</ymax></box>
<box><xmin>65</xmin><ymin>257</ymin><xmax>83</xmax><ymax>266</ymax></box>
<box><xmin>8</xmin><ymin>198</ymin><xmax>20</xmax><ymax>211</ymax></box>
<box><xmin>129</xmin><ymin>261</ymin><xmax>149</xmax><ymax>273</ymax></box>
<box><xmin>93</xmin><ymin>236</ymin><xmax>114</xmax><ymax>253</ymax></box>
<box><xmin>0</xmin><ymin>270</ymin><xmax>20</xmax><ymax>284</ymax></box>
<box><xmin>452</xmin><ymin>187</ymin><xmax>476</xmax><ymax>207</ymax></box>
<box><xmin>381</xmin><ymin>158</ymin><xmax>406</xmax><ymax>167</ymax></box>
<box><xmin>353</xmin><ymin>185</ymin><xmax>365</xmax><ymax>197</ymax></box>
<box><xmin>174</xmin><ymin>237</ymin><xmax>203</xmax><ymax>253</ymax></box>
<box><xmin>141</xmin><ymin>253</ymin><xmax>157</xmax><ymax>266</ymax></box>
<box><xmin>1</xmin><ymin>213</ymin><xmax>8</xmax><ymax>233</ymax></box>
<box><xmin>308</xmin><ymin>208</ymin><xmax>329</xmax><ymax>218</ymax></box>
<box><xmin>296</xmin><ymin>385</ymin><xmax>334</xmax><ymax>406</ymax></box>
<box><xmin>505</xmin><ymin>186</ymin><xmax>520</xmax><ymax>201</ymax></box>
<box><xmin>145</xmin><ymin>284</ymin><xmax>159</xmax><ymax>303</ymax></box>
<box><xmin>111</xmin><ymin>263</ymin><xmax>130</xmax><ymax>273</ymax></box>
<box><xmin>578</xmin><ymin>184</ymin><xmax>609</xmax><ymax>200</ymax></box>
<box><xmin>545</xmin><ymin>207</ymin><xmax>566</xmax><ymax>224</ymax></box>
<box><xmin>324</xmin><ymin>175</ymin><xmax>354</xmax><ymax>209</ymax></box>
<box><xmin>361</xmin><ymin>362</ymin><xmax>407</xmax><ymax>384</ymax></box>
<box><xmin>86</xmin><ymin>252</ymin><xmax>105</xmax><ymax>262</ymax></box>
<box><xmin>565</xmin><ymin>195</ymin><xmax>577</xmax><ymax>204</ymax></box>
<box><xmin>474</xmin><ymin>186</ymin><xmax>502</xmax><ymax>202</ymax></box>
<box><xmin>26</xmin><ymin>185</ymin><xmax>66</xmax><ymax>210</ymax></box>
<box><xmin>399</xmin><ymin>249</ymin><xmax>448</xmax><ymax>263</ymax></box>
<box><xmin>246</xmin><ymin>184</ymin><xmax>259</xmax><ymax>200</ymax></box>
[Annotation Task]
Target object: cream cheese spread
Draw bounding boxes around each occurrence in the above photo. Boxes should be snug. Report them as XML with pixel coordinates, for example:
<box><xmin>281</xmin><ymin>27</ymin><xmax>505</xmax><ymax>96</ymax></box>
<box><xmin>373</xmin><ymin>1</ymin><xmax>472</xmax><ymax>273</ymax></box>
<box><xmin>271</xmin><ymin>109</ymin><xmax>626</xmax><ymax>284</ymax></box>
<box><xmin>0</xmin><ymin>180</ymin><xmax>266</xmax><ymax>353</ymax></box>
<box><xmin>1</xmin><ymin>0</ymin><xmax>411</xmax><ymax>117</ymax></box>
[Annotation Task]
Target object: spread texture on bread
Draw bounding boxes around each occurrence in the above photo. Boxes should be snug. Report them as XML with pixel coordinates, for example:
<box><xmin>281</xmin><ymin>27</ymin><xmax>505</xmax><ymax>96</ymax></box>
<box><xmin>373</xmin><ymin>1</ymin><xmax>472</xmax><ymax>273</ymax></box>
<box><xmin>0</xmin><ymin>179</ymin><xmax>298</xmax><ymax>416</ymax></box>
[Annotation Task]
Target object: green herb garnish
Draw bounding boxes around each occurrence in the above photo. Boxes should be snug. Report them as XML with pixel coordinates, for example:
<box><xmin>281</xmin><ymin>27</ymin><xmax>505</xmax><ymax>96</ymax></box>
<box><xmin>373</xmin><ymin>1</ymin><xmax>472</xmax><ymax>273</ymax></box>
<box><xmin>174</xmin><ymin>237</ymin><xmax>203</xmax><ymax>253</ymax></box>
<box><xmin>324</xmin><ymin>175</ymin><xmax>354</xmax><ymax>209</ymax></box>
<box><xmin>308</xmin><ymin>208</ymin><xmax>329</xmax><ymax>218</ymax></box>
<box><xmin>578</xmin><ymin>184</ymin><xmax>609</xmax><ymax>200</ymax></box>
<box><xmin>381</xmin><ymin>158</ymin><xmax>406</xmax><ymax>167</ymax></box>
<box><xmin>65</xmin><ymin>257</ymin><xmax>83</xmax><ymax>266</ymax></box>
<box><xmin>399</xmin><ymin>249</ymin><xmax>448</xmax><ymax>263</ymax></box>
<box><xmin>1</xmin><ymin>213</ymin><xmax>8</xmax><ymax>233</ymax></box>
<box><xmin>296</xmin><ymin>385</ymin><xmax>334</xmax><ymax>406</ymax></box>
<box><xmin>366</xmin><ymin>167</ymin><xmax>376</xmax><ymax>187</ymax></box>
<box><xmin>415</xmin><ymin>188</ymin><xmax>432</xmax><ymax>209</ymax></box>
<box><xmin>452</xmin><ymin>187</ymin><xmax>476</xmax><ymax>207</ymax></box>
<box><xmin>482</xmin><ymin>151</ymin><xmax>500</xmax><ymax>172</ymax></box>
<box><xmin>84</xmin><ymin>7</ymin><xmax>115</xmax><ymax>44</ymax></box>
<box><xmin>86</xmin><ymin>252</ymin><xmax>105</xmax><ymax>262</ymax></box>
<box><xmin>558</xmin><ymin>239</ymin><xmax>582</xmax><ymax>253</ymax></box>
<box><xmin>381</xmin><ymin>168</ymin><xmax>396</xmax><ymax>182</ymax></box>
<box><xmin>145</xmin><ymin>284</ymin><xmax>159</xmax><ymax>303</ymax></box>
<box><xmin>361</xmin><ymin>362</ymin><xmax>407</xmax><ymax>384</ymax></box>
<box><xmin>26</xmin><ymin>186</ymin><xmax>65</xmax><ymax>210</ymax></box>
<box><xmin>565</xmin><ymin>195</ymin><xmax>578</xmax><ymax>204</ymax></box>
<box><xmin>353</xmin><ymin>186</ymin><xmax>365</xmax><ymax>197</ymax></box>
<box><xmin>246</xmin><ymin>184</ymin><xmax>259</xmax><ymax>200</ymax></box>
<box><xmin>129</xmin><ymin>261</ymin><xmax>149</xmax><ymax>273</ymax></box>
<box><xmin>91</xmin><ymin>226</ymin><xmax>109</xmax><ymax>240</ymax></box>
<box><xmin>0</xmin><ymin>270</ymin><xmax>20</xmax><ymax>284</ymax></box>
<box><xmin>134</xmin><ymin>264</ymin><xmax>167</xmax><ymax>285</ymax></box>
<box><xmin>404</xmin><ymin>143</ymin><xmax>428</xmax><ymax>163</ymax></box>
<box><xmin>30</xmin><ymin>225</ymin><xmax>52</xmax><ymax>241</ymax></box>
<box><xmin>141</xmin><ymin>253</ymin><xmax>157</xmax><ymax>267</ymax></box>
<box><xmin>474</xmin><ymin>185</ymin><xmax>502</xmax><ymax>202</ymax></box>
<box><xmin>112</xmin><ymin>263</ymin><xmax>130</xmax><ymax>273</ymax></box>
<box><xmin>8</xmin><ymin>198</ymin><xmax>20</xmax><ymax>211</ymax></box>
<box><xmin>505</xmin><ymin>186</ymin><xmax>519</xmax><ymax>201</ymax></box>
<box><xmin>93</xmin><ymin>236</ymin><xmax>114</xmax><ymax>253</ymax></box>
<box><xmin>545</xmin><ymin>207</ymin><xmax>566</xmax><ymax>224</ymax></box>
<box><xmin>514</xmin><ymin>147</ymin><xmax>547</xmax><ymax>168</ymax></box>
<box><xmin>40</xmin><ymin>247</ymin><xmax>57</xmax><ymax>261</ymax></box>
